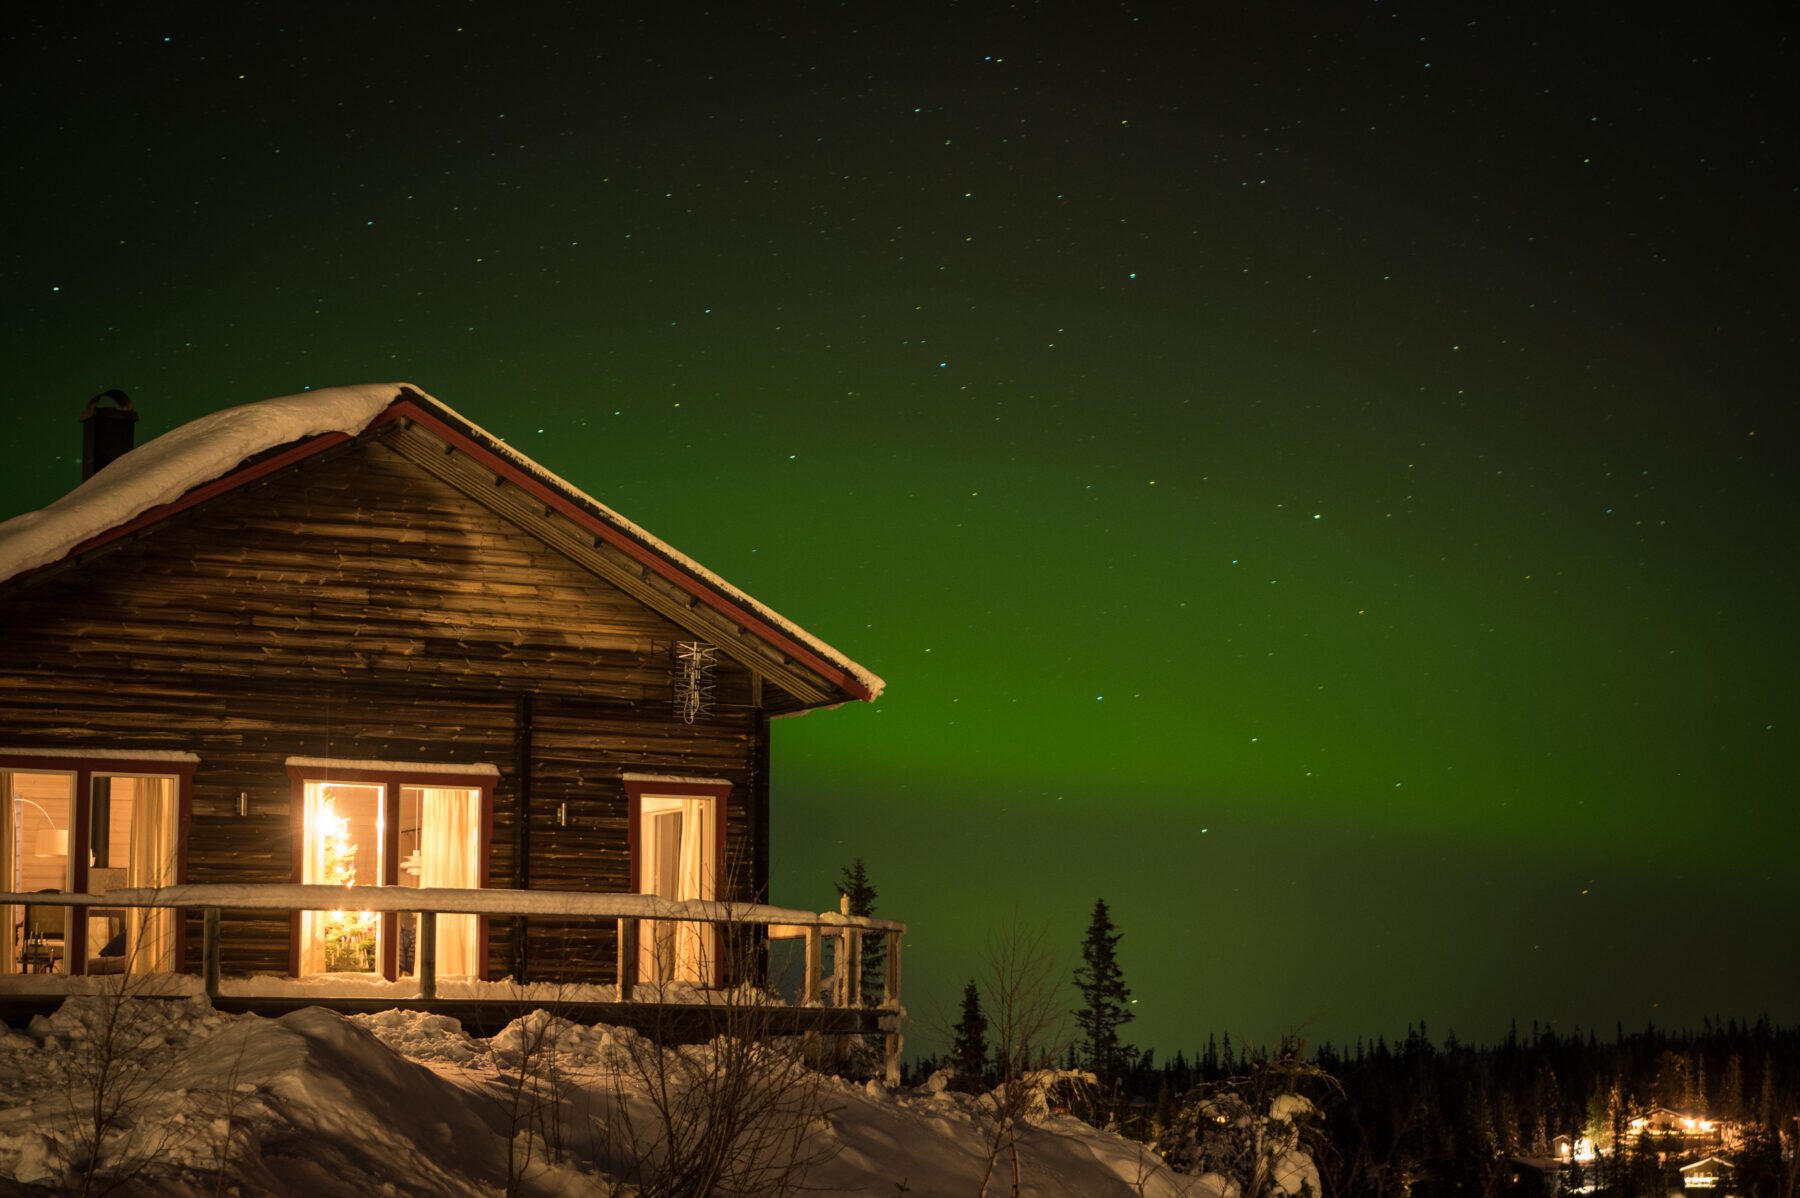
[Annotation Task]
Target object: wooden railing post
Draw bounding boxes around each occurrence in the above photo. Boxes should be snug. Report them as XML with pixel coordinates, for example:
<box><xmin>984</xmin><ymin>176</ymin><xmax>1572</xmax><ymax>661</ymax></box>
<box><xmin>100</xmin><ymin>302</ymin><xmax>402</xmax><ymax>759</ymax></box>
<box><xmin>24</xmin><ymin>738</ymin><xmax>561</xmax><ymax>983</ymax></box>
<box><xmin>418</xmin><ymin>911</ymin><xmax>437</xmax><ymax>1001</ymax></box>
<box><xmin>803</xmin><ymin>924</ymin><xmax>821</xmax><ymax>1006</ymax></box>
<box><xmin>833</xmin><ymin>898</ymin><xmax>859</xmax><ymax>1065</ymax></box>
<box><xmin>883</xmin><ymin>930</ymin><xmax>901</xmax><ymax>1008</ymax></box>
<box><xmin>835</xmin><ymin>894</ymin><xmax>852</xmax><ymax>1007</ymax></box>
<box><xmin>846</xmin><ymin>927</ymin><xmax>863</xmax><ymax>1007</ymax></box>
<box><xmin>203</xmin><ymin>907</ymin><xmax>221</xmax><ymax>1000</ymax></box>
<box><xmin>617</xmin><ymin>917</ymin><xmax>638</xmax><ymax>1002</ymax></box>
<box><xmin>802</xmin><ymin>922</ymin><xmax>823</xmax><ymax>1067</ymax></box>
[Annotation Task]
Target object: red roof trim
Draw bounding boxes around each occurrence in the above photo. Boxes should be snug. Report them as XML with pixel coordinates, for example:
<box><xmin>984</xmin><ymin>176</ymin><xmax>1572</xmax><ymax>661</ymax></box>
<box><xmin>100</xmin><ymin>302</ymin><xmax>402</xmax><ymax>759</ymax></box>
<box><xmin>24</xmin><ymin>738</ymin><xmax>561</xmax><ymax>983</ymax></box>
<box><xmin>372</xmin><ymin>399</ymin><xmax>873</xmax><ymax>702</ymax></box>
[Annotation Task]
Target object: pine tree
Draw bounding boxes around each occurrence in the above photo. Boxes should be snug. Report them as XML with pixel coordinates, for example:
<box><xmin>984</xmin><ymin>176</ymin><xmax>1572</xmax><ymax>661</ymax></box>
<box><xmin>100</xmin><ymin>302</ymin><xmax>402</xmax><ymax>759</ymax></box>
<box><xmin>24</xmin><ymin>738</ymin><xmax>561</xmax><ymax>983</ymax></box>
<box><xmin>835</xmin><ymin>857</ymin><xmax>887</xmax><ymax>1004</ymax></box>
<box><xmin>1718</xmin><ymin>1053</ymin><xmax>1745</xmax><ymax>1122</ymax></box>
<box><xmin>1608</xmin><ymin>1081</ymin><xmax>1634</xmax><ymax>1198</ymax></box>
<box><xmin>1072</xmin><ymin>897</ymin><xmax>1134</xmax><ymax>1085</ymax></box>
<box><xmin>1153</xmin><ymin>1076</ymin><xmax>1176</xmax><ymax>1138</ymax></box>
<box><xmin>950</xmin><ymin>979</ymin><xmax>989</xmax><ymax>1092</ymax></box>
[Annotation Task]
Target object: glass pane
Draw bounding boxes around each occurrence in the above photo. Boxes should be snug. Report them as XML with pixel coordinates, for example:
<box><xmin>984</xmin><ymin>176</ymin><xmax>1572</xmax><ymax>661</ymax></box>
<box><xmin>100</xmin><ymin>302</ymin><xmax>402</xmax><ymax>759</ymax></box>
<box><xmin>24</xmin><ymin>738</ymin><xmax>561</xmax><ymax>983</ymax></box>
<box><xmin>398</xmin><ymin>786</ymin><xmax>481</xmax><ymax>977</ymax></box>
<box><xmin>8</xmin><ymin>771</ymin><xmax>74</xmax><ymax>975</ymax></box>
<box><xmin>301</xmin><ymin>781</ymin><xmax>383</xmax><ymax>974</ymax></box>
<box><xmin>90</xmin><ymin>775</ymin><xmax>179</xmax><ymax>973</ymax></box>
<box><xmin>637</xmin><ymin>795</ymin><xmax>715</xmax><ymax>984</ymax></box>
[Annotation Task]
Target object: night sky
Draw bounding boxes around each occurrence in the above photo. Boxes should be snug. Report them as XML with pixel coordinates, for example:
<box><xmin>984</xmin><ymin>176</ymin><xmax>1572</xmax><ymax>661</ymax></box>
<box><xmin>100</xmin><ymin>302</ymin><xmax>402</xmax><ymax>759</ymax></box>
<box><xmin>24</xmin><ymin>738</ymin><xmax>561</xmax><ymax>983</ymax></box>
<box><xmin>5</xmin><ymin>5</ymin><xmax>1795</xmax><ymax>1056</ymax></box>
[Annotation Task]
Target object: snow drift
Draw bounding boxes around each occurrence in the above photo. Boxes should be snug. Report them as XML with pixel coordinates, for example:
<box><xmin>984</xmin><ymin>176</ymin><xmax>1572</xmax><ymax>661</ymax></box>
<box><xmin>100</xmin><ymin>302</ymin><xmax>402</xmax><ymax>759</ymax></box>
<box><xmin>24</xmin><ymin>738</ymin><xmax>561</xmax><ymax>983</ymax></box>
<box><xmin>0</xmin><ymin>997</ymin><xmax>1191</xmax><ymax>1196</ymax></box>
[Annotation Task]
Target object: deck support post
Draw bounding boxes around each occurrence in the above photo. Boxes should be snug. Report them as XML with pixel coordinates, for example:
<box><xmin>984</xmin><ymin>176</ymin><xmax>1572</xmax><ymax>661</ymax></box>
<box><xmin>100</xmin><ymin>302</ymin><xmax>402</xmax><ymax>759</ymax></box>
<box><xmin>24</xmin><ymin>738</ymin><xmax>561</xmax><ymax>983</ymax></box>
<box><xmin>883</xmin><ymin>930</ymin><xmax>903</xmax><ymax>1086</ymax></box>
<box><xmin>617</xmin><ymin>917</ymin><xmax>638</xmax><ymax>1002</ymax></box>
<box><xmin>418</xmin><ymin>912</ymin><xmax>437</xmax><ymax>1001</ymax></box>
<box><xmin>833</xmin><ymin>897</ymin><xmax>858</xmax><ymax>1064</ymax></box>
<box><xmin>203</xmin><ymin>907</ymin><xmax>221</xmax><ymax>1000</ymax></box>
<box><xmin>884</xmin><ymin>1027</ymin><xmax>904</xmax><ymax>1087</ymax></box>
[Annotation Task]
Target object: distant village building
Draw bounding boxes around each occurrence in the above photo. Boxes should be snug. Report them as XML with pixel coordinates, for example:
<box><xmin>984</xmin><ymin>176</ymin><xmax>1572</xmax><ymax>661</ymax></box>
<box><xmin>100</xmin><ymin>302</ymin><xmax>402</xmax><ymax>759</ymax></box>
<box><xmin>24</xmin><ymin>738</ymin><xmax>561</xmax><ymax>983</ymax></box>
<box><xmin>1517</xmin><ymin>1108</ymin><xmax>1745</xmax><ymax>1198</ymax></box>
<box><xmin>1552</xmin><ymin>1133</ymin><xmax>1597</xmax><ymax>1162</ymax></box>
<box><xmin>1679</xmin><ymin>1156</ymin><xmax>1736</xmax><ymax>1191</ymax></box>
<box><xmin>1628</xmin><ymin>1107</ymin><xmax>1726</xmax><ymax>1147</ymax></box>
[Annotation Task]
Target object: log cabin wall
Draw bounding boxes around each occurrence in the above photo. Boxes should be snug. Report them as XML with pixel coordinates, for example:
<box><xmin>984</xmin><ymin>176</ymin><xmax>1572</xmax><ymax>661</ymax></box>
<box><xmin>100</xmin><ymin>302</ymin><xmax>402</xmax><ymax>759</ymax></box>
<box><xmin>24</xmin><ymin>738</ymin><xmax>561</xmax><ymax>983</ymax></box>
<box><xmin>0</xmin><ymin>431</ymin><xmax>776</xmax><ymax>981</ymax></box>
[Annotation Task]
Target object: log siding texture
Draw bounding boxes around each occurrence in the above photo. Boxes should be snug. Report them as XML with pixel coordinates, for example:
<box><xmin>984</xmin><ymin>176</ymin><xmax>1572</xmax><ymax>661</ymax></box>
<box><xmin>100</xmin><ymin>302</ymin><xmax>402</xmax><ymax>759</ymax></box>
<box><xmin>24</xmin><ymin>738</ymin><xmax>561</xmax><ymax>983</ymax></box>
<box><xmin>0</xmin><ymin>399</ymin><xmax>865</xmax><ymax>983</ymax></box>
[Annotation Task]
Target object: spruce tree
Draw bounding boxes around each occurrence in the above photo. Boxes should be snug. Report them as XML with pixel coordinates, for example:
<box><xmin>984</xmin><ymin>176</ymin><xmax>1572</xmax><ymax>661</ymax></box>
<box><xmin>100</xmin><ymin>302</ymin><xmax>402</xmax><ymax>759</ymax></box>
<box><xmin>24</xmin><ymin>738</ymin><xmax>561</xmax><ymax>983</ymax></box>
<box><xmin>1072</xmin><ymin>897</ymin><xmax>1134</xmax><ymax>1084</ymax></box>
<box><xmin>1719</xmin><ymin>1054</ymin><xmax>1745</xmax><ymax>1121</ymax></box>
<box><xmin>835</xmin><ymin>857</ymin><xmax>887</xmax><ymax>1003</ymax></box>
<box><xmin>950</xmin><ymin>979</ymin><xmax>989</xmax><ymax>1092</ymax></box>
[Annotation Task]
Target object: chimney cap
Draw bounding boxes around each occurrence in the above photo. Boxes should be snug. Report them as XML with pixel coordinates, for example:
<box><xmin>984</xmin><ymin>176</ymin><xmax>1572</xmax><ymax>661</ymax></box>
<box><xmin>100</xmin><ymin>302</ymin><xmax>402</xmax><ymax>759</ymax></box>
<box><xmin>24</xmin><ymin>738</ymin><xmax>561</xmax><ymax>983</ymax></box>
<box><xmin>80</xmin><ymin>389</ymin><xmax>136</xmax><ymax>422</ymax></box>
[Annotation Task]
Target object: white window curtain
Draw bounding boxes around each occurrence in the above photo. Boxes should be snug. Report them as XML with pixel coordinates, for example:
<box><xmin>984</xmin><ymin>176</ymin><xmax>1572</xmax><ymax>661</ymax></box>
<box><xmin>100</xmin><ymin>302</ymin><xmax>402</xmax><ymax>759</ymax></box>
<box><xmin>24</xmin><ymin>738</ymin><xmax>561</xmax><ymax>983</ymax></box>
<box><xmin>638</xmin><ymin>796</ymin><xmax>715</xmax><ymax>984</ymax></box>
<box><xmin>124</xmin><ymin>777</ymin><xmax>178</xmax><ymax>973</ymax></box>
<box><xmin>298</xmin><ymin>782</ymin><xmax>332</xmax><ymax>975</ymax></box>
<box><xmin>419</xmin><ymin>787</ymin><xmax>480</xmax><ymax>977</ymax></box>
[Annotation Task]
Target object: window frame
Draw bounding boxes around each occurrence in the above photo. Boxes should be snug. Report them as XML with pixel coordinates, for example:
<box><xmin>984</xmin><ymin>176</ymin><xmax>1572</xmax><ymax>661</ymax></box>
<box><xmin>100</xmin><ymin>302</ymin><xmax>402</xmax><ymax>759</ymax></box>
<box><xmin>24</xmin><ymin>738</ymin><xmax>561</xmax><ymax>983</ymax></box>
<box><xmin>623</xmin><ymin>773</ymin><xmax>732</xmax><ymax>987</ymax></box>
<box><xmin>286</xmin><ymin>762</ymin><xmax>494</xmax><ymax>981</ymax></box>
<box><xmin>0</xmin><ymin>751</ymin><xmax>195</xmax><ymax>976</ymax></box>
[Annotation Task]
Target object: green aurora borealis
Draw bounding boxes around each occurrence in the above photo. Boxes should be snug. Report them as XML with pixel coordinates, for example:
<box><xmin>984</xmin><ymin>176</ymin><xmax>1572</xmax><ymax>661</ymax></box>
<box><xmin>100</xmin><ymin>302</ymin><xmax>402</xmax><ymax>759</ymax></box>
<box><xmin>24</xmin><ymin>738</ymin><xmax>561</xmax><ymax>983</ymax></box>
<box><xmin>4</xmin><ymin>5</ymin><xmax>1794</xmax><ymax>1054</ymax></box>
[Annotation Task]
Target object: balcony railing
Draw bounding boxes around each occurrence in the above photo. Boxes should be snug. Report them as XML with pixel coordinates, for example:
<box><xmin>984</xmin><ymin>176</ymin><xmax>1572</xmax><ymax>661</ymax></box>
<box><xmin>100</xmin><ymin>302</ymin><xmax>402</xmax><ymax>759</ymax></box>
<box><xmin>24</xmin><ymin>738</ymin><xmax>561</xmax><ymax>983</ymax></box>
<box><xmin>1</xmin><ymin>884</ymin><xmax>907</xmax><ymax>1079</ymax></box>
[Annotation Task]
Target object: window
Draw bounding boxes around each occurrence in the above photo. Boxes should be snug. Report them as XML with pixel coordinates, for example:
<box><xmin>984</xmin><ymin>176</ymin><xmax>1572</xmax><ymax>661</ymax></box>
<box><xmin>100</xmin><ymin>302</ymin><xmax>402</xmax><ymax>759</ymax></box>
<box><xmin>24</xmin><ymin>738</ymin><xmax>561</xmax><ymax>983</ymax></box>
<box><xmin>1</xmin><ymin>752</ymin><xmax>193</xmax><ymax>976</ymax></box>
<box><xmin>287</xmin><ymin>760</ymin><xmax>492</xmax><ymax>981</ymax></box>
<box><xmin>90</xmin><ymin>774</ymin><xmax>181</xmax><ymax>973</ymax></box>
<box><xmin>624</xmin><ymin>774</ymin><xmax>731</xmax><ymax>986</ymax></box>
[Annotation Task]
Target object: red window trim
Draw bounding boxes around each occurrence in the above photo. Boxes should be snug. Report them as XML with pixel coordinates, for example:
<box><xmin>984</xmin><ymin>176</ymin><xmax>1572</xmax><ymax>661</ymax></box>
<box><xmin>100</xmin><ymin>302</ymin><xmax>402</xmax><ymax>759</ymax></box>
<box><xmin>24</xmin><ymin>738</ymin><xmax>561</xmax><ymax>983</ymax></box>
<box><xmin>623</xmin><ymin>775</ymin><xmax>733</xmax><ymax>988</ymax></box>
<box><xmin>0</xmin><ymin>753</ymin><xmax>196</xmax><ymax>976</ymax></box>
<box><xmin>285</xmin><ymin>763</ymin><xmax>494</xmax><ymax>982</ymax></box>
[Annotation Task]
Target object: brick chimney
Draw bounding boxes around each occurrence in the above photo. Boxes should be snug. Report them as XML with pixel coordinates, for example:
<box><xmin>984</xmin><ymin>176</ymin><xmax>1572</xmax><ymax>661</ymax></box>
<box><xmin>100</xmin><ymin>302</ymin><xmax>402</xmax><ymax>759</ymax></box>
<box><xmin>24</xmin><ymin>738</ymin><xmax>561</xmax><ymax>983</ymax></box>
<box><xmin>80</xmin><ymin>389</ymin><xmax>138</xmax><ymax>480</ymax></box>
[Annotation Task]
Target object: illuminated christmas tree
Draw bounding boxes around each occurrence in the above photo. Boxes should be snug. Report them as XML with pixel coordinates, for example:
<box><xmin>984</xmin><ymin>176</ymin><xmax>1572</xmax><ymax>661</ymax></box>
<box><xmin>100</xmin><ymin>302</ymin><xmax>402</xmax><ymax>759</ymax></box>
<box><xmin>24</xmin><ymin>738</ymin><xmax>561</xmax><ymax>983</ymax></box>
<box><xmin>319</xmin><ymin>792</ymin><xmax>378</xmax><ymax>972</ymax></box>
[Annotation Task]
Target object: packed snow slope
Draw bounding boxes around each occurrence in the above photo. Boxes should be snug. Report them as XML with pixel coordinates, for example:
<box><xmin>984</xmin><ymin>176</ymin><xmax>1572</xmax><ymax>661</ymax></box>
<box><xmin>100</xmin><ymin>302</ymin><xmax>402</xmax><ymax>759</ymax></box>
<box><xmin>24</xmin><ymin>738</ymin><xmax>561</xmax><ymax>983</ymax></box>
<box><xmin>0</xmin><ymin>996</ymin><xmax>1193</xmax><ymax>1196</ymax></box>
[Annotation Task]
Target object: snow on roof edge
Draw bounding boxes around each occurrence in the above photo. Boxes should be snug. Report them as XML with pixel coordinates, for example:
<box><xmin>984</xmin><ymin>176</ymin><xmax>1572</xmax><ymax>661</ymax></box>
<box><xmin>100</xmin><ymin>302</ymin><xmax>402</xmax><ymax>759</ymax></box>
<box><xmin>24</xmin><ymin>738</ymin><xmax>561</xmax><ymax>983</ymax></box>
<box><xmin>0</xmin><ymin>383</ymin><xmax>412</xmax><ymax>587</ymax></box>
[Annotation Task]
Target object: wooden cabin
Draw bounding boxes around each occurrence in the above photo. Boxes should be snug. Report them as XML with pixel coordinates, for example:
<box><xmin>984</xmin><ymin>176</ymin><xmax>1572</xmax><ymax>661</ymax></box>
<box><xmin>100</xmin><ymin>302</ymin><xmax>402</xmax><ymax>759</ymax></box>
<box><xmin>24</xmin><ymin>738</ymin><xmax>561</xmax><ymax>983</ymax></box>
<box><xmin>0</xmin><ymin>384</ymin><xmax>884</xmax><ymax>994</ymax></box>
<box><xmin>1679</xmin><ymin>1156</ymin><xmax>1736</xmax><ymax>1192</ymax></box>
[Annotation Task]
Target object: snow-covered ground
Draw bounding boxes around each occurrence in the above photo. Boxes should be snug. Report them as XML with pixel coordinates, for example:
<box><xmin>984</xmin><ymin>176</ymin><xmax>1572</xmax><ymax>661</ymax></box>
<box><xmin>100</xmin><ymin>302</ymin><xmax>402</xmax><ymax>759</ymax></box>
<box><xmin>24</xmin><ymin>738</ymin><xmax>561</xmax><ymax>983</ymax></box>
<box><xmin>0</xmin><ymin>995</ymin><xmax>1198</xmax><ymax>1196</ymax></box>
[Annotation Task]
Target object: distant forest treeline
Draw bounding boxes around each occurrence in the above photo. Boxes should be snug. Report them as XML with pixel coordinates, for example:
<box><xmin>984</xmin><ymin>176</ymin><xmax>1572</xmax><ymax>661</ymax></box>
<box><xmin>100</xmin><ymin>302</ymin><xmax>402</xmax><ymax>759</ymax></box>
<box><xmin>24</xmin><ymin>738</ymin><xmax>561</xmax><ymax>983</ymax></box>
<box><xmin>909</xmin><ymin>1017</ymin><xmax>1800</xmax><ymax>1197</ymax></box>
<box><xmin>1306</xmin><ymin>1017</ymin><xmax>1794</xmax><ymax>1198</ymax></box>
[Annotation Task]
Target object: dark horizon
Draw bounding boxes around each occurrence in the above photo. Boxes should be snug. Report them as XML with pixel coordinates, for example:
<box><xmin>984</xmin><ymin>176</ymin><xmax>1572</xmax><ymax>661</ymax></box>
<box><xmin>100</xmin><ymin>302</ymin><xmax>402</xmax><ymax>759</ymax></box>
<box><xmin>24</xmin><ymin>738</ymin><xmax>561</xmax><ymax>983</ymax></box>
<box><xmin>1081</xmin><ymin>1013</ymin><xmax>1800</xmax><ymax>1068</ymax></box>
<box><xmin>5</xmin><ymin>4</ymin><xmax>1794</xmax><ymax>1056</ymax></box>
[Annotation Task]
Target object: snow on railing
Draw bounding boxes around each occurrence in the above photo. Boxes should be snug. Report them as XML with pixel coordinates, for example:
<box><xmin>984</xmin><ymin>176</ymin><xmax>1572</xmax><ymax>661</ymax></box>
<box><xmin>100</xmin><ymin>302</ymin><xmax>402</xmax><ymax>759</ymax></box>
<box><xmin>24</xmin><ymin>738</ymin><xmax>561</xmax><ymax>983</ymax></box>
<box><xmin>3</xmin><ymin>884</ymin><xmax>907</xmax><ymax>1083</ymax></box>
<box><xmin>0</xmin><ymin>885</ymin><xmax>902</xmax><ymax>1012</ymax></box>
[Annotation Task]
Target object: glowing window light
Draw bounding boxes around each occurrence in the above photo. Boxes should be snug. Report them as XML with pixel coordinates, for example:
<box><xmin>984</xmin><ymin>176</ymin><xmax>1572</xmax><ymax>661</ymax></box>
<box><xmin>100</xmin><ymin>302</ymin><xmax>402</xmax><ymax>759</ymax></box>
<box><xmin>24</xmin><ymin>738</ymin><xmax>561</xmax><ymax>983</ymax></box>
<box><xmin>317</xmin><ymin>789</ymin><xmax>378</xmax><ymax>973</ymax></box>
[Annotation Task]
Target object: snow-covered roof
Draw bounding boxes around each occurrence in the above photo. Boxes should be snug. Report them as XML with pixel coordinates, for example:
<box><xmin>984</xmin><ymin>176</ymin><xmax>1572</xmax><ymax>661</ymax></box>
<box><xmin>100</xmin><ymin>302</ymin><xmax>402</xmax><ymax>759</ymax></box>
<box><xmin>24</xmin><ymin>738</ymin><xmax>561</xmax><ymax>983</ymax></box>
<box><xmin>0</xmin><ymin>382</ymin><xmax>882</xmax><ymax>703</ymax></box>
<box><xmin>0</xmin><ymin>384</ymin><xmax>399</xmax><ymax>586</ymax></box>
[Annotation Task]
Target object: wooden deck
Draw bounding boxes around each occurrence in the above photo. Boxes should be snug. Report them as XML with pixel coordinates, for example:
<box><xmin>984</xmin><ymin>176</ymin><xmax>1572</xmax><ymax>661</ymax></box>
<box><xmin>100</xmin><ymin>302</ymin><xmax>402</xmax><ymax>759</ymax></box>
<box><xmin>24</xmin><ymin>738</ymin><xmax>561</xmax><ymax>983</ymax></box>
<box><xmin>2</xmin><ymin>883</ymin><xmax>906</xmax><ymax>1077</ymax></box>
